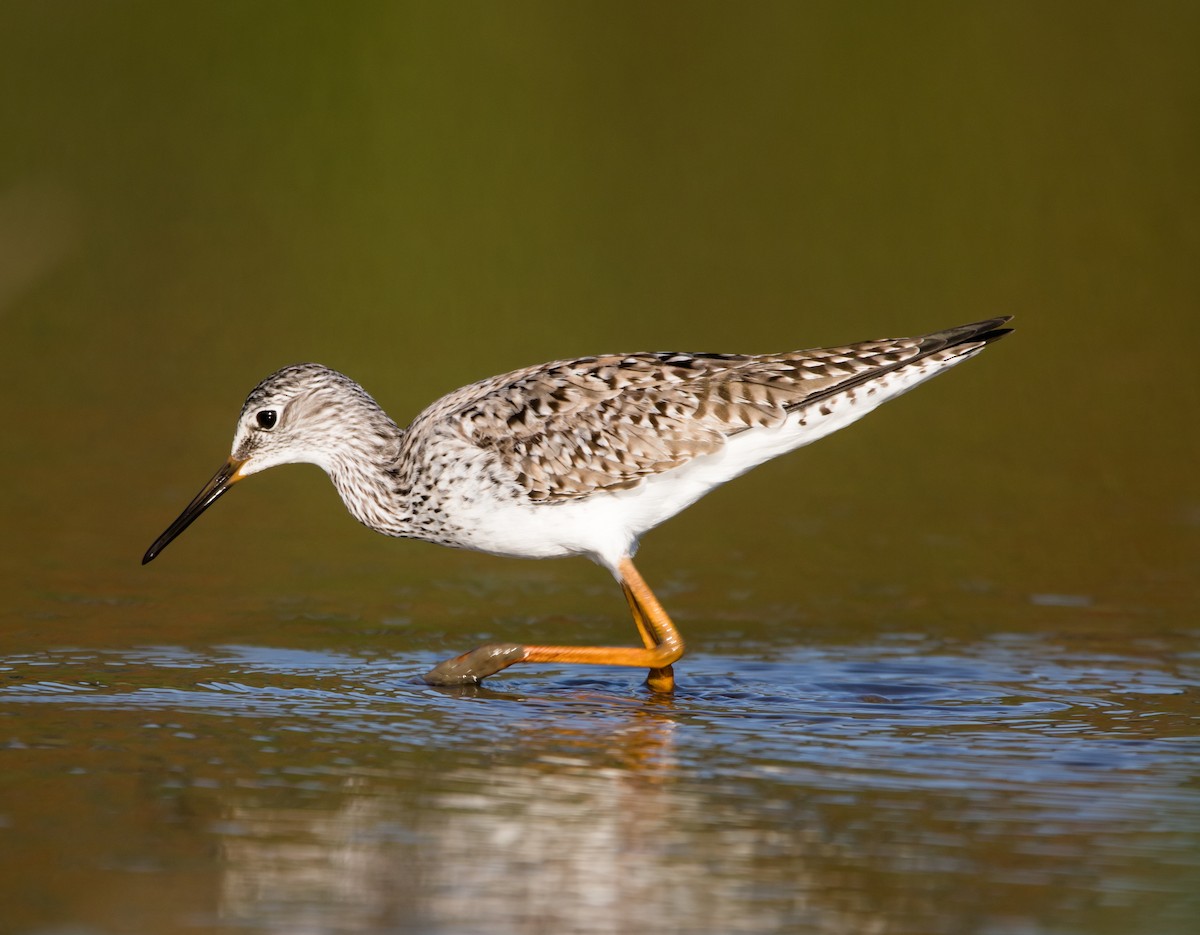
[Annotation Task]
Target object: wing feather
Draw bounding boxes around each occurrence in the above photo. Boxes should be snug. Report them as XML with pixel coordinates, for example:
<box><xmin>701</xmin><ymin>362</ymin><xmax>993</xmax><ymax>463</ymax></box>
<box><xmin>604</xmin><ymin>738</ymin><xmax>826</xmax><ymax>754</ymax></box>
<box><xmin>415</xmin><ymin>318</ymin><xmax>1010</xmax><ymax>501</ymax></box>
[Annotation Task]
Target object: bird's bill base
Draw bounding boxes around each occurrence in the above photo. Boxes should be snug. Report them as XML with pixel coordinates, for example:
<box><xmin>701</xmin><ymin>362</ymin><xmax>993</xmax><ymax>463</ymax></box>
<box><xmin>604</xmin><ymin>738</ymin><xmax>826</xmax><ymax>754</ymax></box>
<box><xmin>142</xmin><ymin>457</ymin><xmax>247</xmax><ymax>564</ymax></box>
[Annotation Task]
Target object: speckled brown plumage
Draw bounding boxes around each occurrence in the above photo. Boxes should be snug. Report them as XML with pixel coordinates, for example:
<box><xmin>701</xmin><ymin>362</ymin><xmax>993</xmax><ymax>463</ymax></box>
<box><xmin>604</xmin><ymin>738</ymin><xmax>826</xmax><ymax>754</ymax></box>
<box><xmin>144</xmin><ymin>317</ymin><xmax>1012</xmax><ymax>689</ymax></box>
<box><xmin>402</xmin><ymin>317</ymin><xmax>1011</xmax><ymax>503</ymax></box>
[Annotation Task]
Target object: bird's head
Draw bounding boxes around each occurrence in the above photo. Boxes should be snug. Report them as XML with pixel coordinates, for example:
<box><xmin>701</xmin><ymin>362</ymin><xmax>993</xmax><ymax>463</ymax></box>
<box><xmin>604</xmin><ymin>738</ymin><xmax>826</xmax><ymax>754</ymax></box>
<box><xmin>142</xmin><ymin>363</ymin><xmax>383</xmax><ymax>564</ymax></box>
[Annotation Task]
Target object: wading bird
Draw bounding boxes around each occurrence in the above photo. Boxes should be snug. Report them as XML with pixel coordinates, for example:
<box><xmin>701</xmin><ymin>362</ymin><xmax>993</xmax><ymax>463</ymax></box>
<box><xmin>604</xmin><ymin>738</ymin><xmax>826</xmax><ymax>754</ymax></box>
<box><xmin>144</xmin><ymin>317</ymin><xmax>1011</xmax><ymax>691</ymax></box>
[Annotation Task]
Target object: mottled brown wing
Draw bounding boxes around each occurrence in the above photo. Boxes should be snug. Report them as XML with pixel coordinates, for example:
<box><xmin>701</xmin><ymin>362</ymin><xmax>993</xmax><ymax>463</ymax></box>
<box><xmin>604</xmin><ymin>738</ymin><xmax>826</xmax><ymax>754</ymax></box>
<box><xmin>453</xmin><ymin>354</ymin><xmax>743</xmax><ymax>500</ymax></box>
<box><xmin>444</xmin><ymin>319</ymin><xmax>1010</xmax><ymax>501</ymax></box>
<box><xmin>442</xmin><ymin>350</ymin><xmax>895</xmax><ymax>501</ymax></box>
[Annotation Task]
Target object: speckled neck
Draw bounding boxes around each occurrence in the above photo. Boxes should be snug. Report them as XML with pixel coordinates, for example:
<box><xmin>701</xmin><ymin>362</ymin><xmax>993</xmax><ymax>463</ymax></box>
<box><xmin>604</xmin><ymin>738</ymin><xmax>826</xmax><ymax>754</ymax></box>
<box><xmin>324</xmin><ymin>409</ymin><xmax>413</xmax><ymax>538</ymax></box>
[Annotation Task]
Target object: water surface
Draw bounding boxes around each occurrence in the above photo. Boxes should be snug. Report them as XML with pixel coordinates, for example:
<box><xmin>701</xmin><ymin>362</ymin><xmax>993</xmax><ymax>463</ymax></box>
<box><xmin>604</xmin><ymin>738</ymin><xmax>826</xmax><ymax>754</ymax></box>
<box><xmin>2</xmin><ymin>611</ymin><xmax>1196</xmax><ymax>934</ymax></box>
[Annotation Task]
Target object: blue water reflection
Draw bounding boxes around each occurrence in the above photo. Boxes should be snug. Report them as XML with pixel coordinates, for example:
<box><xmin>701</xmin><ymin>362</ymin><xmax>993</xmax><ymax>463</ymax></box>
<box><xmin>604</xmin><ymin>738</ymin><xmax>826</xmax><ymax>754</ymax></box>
<box><xmin>2</xmin><ymin>634</ymin><xmax>1196</xmax><ymax>934</ymax></box>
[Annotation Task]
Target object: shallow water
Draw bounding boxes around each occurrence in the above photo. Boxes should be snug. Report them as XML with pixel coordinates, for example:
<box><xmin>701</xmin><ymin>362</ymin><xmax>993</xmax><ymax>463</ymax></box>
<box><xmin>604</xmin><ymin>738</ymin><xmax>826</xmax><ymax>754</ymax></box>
<box><xmin>2</xmin><ymin>622</ymin><xmax>1197</xmax><ymax>935</ymax></box>
<box><xmin>2</xmin><ymin>3</ymin><xmax>1199</xmax><ymax>934</ymax></box>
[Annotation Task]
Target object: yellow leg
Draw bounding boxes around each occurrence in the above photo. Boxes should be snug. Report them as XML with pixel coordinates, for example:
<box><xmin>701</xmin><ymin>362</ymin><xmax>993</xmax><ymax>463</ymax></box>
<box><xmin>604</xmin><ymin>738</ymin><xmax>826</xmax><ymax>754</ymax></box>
<box><xmin>422</xmin><ymin>556</ymin><xmax>684</xmax><ymax>691</ymax></box>
<box><xmin>621</xmin><ymin>564</ymin><xmax>677</xmax><ymax>693</ymax></box>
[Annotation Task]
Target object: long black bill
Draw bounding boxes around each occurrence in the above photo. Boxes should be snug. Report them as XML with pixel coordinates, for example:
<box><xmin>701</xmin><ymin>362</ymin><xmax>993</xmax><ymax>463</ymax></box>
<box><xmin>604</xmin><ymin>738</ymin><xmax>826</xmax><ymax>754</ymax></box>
<box><xmin>142</xmin><ymin>457</ymin><xmax>246</xmax><ymax>565</ymax></box>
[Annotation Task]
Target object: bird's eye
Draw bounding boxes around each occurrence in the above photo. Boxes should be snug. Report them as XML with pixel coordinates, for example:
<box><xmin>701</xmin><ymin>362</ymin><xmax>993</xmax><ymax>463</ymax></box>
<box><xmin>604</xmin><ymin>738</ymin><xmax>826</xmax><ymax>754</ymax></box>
<box><xmin>256</xmin><ymin>409</ymin><xmax>277</xmax><ymax>429</ymax></box>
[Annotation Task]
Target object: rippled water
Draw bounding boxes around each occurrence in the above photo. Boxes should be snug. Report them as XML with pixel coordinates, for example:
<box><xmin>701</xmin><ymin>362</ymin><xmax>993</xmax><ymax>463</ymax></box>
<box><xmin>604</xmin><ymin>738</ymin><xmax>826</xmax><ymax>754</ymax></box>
<box><xmin>2</xmin><ymin>630</ymin><xmax>1196</xmax><ymax>935</ymax></box>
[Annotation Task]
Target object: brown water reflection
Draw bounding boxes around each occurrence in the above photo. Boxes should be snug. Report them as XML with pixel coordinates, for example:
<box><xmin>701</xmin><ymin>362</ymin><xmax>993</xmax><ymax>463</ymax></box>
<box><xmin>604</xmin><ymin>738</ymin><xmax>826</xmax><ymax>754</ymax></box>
<box><xmin>218</xmin><ymin>717</ymin><xmax>683</xmax><ymax>934</ymax></box>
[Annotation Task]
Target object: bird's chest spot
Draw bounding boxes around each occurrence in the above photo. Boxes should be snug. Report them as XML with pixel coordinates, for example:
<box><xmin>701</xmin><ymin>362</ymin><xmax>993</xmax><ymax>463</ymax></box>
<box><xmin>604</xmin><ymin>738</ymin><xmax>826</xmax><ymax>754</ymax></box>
<box><xmin>402</xmin><ymin>439</ymin><xmax>524</xmax><ymax>544</ymax></box>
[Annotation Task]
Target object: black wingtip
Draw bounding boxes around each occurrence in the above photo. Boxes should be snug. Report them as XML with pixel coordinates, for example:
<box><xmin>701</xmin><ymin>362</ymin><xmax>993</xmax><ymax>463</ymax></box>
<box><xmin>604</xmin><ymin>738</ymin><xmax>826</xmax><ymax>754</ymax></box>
<box><xmin>975</xmin><ymin>325</ymin><xmax>1014</xmax><ymax>346</ymax></box>
<box><xmin>976</xmin><ymin>315</ymin><xmax>1014</xmax><ymax>343</ymax></box>
<box><xmin>939</xmin><ymin>316</ymin><xmax>1014</xmax><ymax>349</ymax></box>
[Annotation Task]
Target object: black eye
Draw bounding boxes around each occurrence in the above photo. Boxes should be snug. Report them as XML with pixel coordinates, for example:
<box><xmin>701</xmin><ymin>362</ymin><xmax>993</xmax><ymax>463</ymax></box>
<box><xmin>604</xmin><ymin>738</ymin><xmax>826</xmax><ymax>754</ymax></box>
<box><xmin>256</xmin><ymin>410</ymin><xmax>277</xmax><ymax>429</ymax></box>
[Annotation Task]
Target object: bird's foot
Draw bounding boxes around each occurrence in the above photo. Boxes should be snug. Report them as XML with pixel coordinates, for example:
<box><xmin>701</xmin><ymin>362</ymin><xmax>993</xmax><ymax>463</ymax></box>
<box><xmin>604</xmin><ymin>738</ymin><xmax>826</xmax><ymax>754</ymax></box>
<box><xmin>423</xmin><ymin>642</ymin><xmax>526</xmax><ymax>686</ymax></box>
<box><xmin>644</xmin><ymin>665</ymin><xmax>676</xmax><ymax>693</ymax></box>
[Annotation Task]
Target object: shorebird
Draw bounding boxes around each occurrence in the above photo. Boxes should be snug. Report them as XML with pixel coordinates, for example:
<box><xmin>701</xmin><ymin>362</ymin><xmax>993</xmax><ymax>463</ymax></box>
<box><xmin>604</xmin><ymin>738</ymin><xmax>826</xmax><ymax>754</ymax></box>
<box><xmin>144</xmin><ymin>317</ymin><xmax>1011</xmax><ymax>691</ymax></box>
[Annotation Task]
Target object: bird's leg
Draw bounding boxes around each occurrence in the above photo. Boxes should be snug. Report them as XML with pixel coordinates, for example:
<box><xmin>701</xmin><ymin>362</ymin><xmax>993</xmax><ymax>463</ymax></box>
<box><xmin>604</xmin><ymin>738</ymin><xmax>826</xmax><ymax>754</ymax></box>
<box><xmin>421</xmin><ymin>556</ymin><xmax>684</xmax><ymax>690</ymax></box>
<box><xmin>420</xmin><ymin>641</ymin><xmax>527</xmax><ymax>686</ymax></box>
<box><xmin>621</xmin><ymin>568</ymin><xmax>677</xmax><ymax>693</ymax></box>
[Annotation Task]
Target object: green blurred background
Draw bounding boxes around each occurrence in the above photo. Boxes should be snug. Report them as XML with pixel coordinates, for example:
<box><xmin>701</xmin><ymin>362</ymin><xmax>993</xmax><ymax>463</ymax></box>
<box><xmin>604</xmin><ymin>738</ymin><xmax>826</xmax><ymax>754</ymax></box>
<box><xmin>4</xmin><ymin>3</ymin><xmax>1195</xmax><ymax>628</ymax></box>
<box><xmin>2</xmin><ymin>1</ymin><xmax>1196</xmax><ymax>622</ymax></box>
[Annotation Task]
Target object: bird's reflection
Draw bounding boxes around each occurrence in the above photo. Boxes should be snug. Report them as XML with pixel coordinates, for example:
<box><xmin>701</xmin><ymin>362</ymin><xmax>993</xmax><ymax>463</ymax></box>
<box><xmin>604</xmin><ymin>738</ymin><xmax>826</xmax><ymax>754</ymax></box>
<box><xmin>217</xmin><ymin>695</ymin><xmax>694</xmax><ymax>934</ymax></box>
<box><xmin>214</xmin><ymin>685</ymin><xmax>903</xmax><ymax>933</ymax></box>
